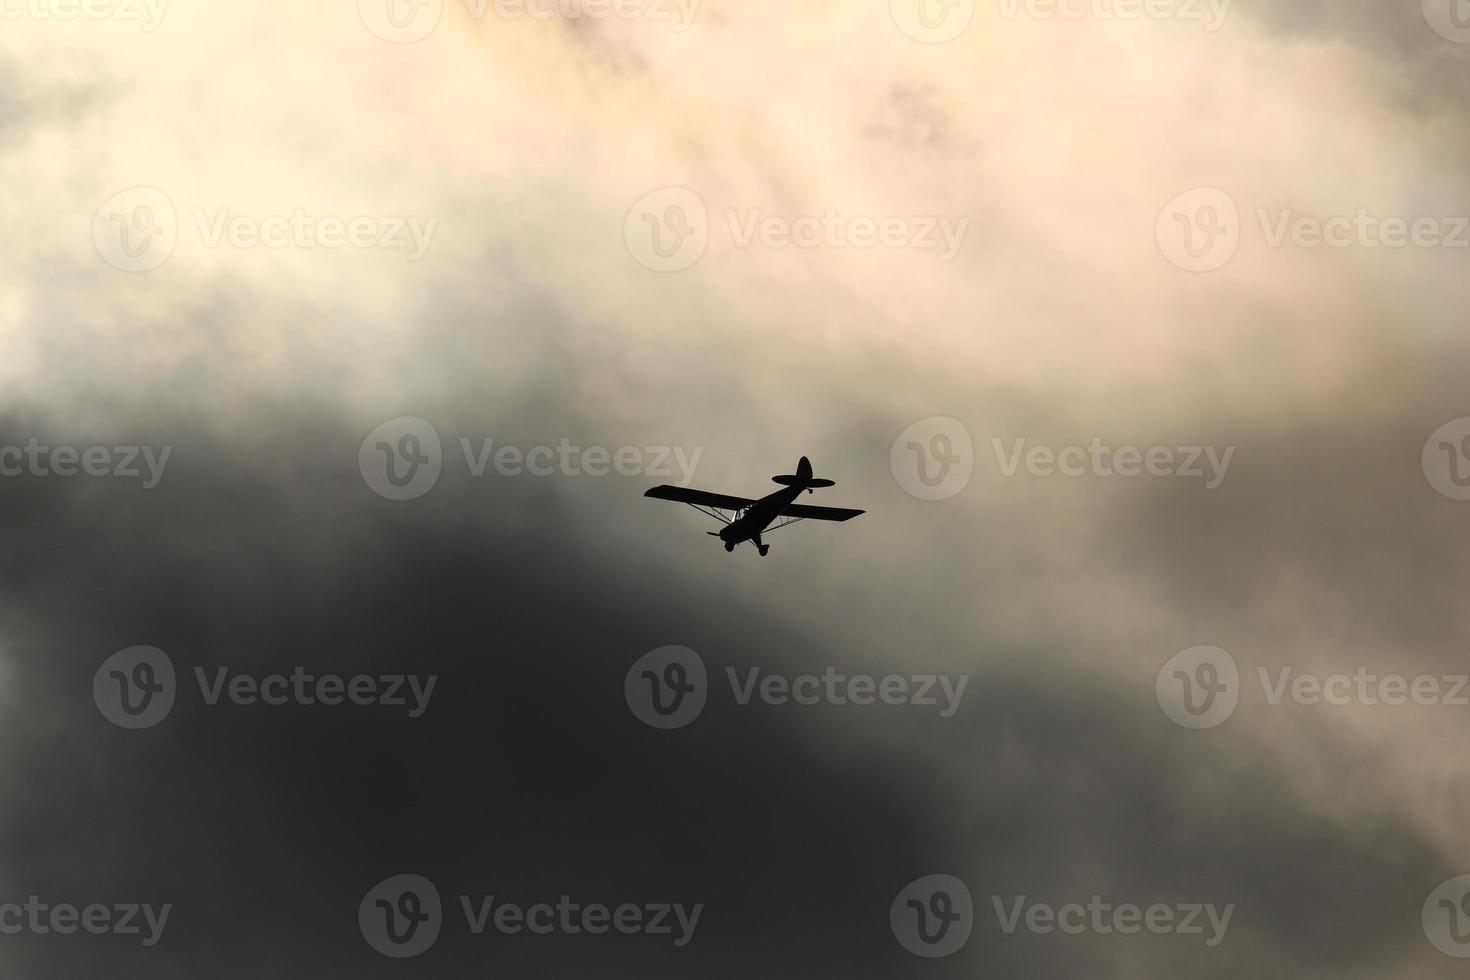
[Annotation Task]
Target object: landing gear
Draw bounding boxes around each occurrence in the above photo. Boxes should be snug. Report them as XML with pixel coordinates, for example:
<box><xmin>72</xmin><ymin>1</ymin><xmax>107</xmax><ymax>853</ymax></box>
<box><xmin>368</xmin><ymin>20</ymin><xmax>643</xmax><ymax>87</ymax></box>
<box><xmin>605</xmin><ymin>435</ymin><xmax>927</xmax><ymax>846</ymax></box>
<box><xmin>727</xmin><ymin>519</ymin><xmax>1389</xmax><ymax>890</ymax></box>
<box><xmin>753</xmin><ymin>533</ymin><xmax>768</xmax><ymax>557</ymax></box>
<box><xmin>724</xmin><ymin>541</ymin><xmax>735</xmax><ymax>552</ymax></box>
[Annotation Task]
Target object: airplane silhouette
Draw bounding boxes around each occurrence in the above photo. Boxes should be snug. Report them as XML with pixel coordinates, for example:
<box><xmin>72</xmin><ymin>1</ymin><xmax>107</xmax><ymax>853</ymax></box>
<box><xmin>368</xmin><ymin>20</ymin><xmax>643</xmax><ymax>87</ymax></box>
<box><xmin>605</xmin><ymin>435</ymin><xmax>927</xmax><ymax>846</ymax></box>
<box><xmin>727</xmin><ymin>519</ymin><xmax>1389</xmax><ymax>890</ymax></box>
<box><xmin>644</xmin><ymin>456</ymin><xmax>864</xmax><ymax>555</ymax></box>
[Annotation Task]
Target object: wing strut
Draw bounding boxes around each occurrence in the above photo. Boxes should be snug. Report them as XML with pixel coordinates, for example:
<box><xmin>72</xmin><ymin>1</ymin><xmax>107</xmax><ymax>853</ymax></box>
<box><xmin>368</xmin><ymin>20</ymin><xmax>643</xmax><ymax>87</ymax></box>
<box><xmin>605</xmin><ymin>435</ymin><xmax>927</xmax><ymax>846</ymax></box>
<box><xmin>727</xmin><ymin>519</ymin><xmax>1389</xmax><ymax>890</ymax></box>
<box><xmin>687</xmin><ymin>502</ymin><xmax>733</xmax><ymax>525</ymax></box>
<box><xmin>762</xmin><ymin>515</ymin><xmax>807</xmax><ymax>534</ymax></box>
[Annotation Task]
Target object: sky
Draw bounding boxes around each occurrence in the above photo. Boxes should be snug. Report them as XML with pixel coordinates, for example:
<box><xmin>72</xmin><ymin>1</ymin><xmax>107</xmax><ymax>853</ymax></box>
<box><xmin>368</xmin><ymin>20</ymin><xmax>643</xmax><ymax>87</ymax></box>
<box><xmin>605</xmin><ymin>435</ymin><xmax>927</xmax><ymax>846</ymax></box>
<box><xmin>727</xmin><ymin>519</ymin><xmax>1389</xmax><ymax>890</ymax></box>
<box><xmin>3</xmin><ymin>0</ymin><xmax>1470</xmax><ymax>976</ymax></box>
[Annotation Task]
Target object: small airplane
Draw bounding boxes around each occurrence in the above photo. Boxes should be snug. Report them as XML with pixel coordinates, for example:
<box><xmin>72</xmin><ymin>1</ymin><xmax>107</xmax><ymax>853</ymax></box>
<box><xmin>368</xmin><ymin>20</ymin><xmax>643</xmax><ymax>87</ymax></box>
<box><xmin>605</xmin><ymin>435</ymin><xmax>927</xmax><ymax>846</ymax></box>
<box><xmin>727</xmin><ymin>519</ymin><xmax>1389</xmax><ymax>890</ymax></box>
<box><xmin>644</xmin><ymin>456</ymin><xmax>864</xmax><ymax>555</ymax></box>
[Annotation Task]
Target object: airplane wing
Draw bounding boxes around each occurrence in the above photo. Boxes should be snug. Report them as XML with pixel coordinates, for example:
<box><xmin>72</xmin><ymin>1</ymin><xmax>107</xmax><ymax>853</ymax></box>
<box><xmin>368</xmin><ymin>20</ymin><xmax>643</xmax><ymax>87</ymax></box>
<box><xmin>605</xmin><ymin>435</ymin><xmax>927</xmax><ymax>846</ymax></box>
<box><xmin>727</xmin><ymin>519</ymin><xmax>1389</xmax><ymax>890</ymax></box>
<box><xmin>779</xmin><ymin>503</ymin><xmax>865</xmax><ymax>522</ymax></box>
<box><xmin>644</xmin><ymin>485</ymin><xmax>755</xmax><ymax>511</ymax></box>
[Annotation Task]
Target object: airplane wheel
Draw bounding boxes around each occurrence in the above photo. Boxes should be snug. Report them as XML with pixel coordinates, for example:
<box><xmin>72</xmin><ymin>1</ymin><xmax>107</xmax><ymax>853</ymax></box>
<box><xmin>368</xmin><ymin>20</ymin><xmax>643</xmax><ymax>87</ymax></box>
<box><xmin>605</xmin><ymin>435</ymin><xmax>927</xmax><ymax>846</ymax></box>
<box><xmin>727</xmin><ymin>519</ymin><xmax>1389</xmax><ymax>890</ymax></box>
<box><xmin>725</xmin><ymin>542</ymin><xmax>735</xmax><ymax>552</ymax></box>
<box><xmin>758</xmin><ymin>546</ymin><xmax>769</xmax><ymax>556</ymax></box>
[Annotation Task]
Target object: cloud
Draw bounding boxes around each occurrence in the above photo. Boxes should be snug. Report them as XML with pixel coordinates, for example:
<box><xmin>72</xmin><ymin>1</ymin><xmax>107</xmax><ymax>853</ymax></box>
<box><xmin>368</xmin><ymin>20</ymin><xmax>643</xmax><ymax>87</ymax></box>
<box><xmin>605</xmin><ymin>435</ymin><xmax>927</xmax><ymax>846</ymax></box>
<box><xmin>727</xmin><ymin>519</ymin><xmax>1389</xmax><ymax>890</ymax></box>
<box><xmin>1</xmin><ymin>1</ymin><xmax>1469</xmax><ymax>975</ymax></box>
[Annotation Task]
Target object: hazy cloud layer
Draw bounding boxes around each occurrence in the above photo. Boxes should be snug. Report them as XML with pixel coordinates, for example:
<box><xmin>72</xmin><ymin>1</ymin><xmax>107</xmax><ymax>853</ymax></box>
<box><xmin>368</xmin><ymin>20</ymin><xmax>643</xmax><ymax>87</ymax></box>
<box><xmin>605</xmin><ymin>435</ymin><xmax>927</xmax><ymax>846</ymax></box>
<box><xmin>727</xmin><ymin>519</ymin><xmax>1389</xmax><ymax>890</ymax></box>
<box><xmin>2</xmin><ymin>1</ymin><xmax>1469</xmax><ymax>975</ymax></box>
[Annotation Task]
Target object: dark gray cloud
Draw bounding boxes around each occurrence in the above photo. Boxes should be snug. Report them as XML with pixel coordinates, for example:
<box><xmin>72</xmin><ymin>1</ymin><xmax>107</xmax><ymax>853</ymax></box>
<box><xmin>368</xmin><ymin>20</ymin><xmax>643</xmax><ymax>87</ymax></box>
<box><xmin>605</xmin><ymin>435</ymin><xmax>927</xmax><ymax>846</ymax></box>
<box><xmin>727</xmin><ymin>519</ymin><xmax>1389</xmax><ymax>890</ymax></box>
<box><xmin>1229</xmin><ymin>0</ymin><xmax>1470</xmax><ymax>116</ymax></box>
<box><xmin>0</xmin><ymin>389</ymin><xmax>1455</xmax><ymax>977</ymax></box>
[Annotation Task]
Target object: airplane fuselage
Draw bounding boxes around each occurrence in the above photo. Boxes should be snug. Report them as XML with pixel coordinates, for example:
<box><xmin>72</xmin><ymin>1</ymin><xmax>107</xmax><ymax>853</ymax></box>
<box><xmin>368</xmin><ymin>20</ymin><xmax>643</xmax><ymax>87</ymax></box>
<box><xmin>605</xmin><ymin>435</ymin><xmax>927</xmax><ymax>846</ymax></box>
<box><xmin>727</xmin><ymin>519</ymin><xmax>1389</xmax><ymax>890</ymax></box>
<box><xmin>718</xmin><ymin>484</ymin><xmax>806</xmax><ymax>546</ymax></box>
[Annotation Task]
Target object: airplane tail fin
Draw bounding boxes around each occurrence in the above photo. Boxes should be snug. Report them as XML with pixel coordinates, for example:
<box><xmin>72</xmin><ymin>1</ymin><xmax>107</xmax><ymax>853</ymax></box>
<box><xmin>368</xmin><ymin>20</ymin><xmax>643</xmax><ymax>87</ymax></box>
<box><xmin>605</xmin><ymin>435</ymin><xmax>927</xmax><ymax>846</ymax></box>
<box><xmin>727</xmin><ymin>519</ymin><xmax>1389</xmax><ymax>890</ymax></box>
<box><xmin>773</xmin><ymin>456</ymin><xmax>836</xmax><ymax>491</ymax></box>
